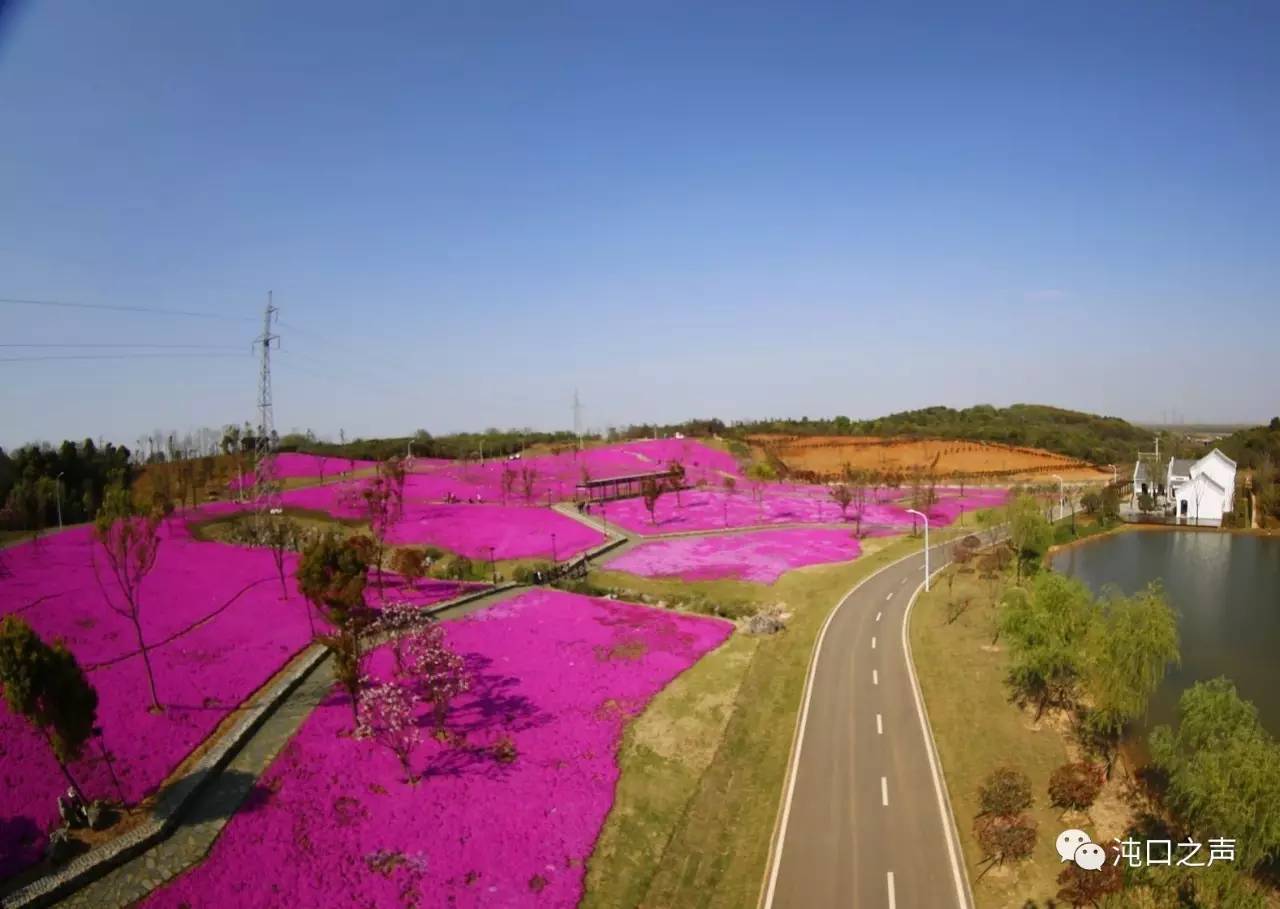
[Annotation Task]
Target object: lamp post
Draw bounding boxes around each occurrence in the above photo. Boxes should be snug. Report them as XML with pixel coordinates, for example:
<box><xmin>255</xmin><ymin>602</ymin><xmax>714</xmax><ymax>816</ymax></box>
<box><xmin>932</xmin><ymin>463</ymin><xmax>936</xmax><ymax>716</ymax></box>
<box><xmin>551</xmin><ymin>532</ymin><xmax>557</xmax><ymax>563</ymax></box>
<box><xmin>906</xmin><ymin>509</ymin><xmax>930</xmax><ymax>592</ymax></box>
<box><xmin>488</xmin><ymin>546</ymin><xmax>497</xmax><ymax>584</ymax></box>
<box><xmin>56</xmin><ymin>472</ymin><xmax>64</xmax><ymax>529</ymax></box>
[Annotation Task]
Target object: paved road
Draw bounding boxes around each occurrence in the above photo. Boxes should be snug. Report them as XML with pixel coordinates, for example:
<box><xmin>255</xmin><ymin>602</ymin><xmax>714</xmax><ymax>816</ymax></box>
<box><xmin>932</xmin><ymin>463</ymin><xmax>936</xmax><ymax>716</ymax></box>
<box><xmin>765</xmin><ymin>506</ymin><xmax>1073</xmax><ymax>909</ymax></box>
<box><xmin>764</xmin><ymin>536</ymin><xmax>971</xmax><ymax>909</ymax></box>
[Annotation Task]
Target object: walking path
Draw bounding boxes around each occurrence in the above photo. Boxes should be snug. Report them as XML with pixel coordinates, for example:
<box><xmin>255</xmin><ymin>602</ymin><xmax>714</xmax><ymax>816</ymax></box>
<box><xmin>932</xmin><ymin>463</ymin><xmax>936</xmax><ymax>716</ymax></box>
<box><xmin>45</xmin><ymin>585</ymin><xmax>527</xmax><ymax>909</ymax></box>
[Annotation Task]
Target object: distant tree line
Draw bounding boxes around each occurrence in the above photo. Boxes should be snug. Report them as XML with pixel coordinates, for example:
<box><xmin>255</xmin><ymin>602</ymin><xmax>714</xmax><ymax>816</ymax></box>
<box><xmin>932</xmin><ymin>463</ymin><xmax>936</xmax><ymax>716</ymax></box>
<box><xmin>727</xmin><ymin>404</ymin><xmax>1164</xmax><ymax>467</ymax></box>
<box><xmin>0</xmin><ymin>440</ymin><xmax>134</xmax><ymax>533</ymax></box>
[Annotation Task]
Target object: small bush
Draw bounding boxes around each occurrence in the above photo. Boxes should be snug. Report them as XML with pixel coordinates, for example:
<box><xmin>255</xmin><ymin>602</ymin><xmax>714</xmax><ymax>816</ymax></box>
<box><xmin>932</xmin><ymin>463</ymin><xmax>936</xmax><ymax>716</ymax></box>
<box><xmin>1048</xmin><ymin>761</ymin><xmax>1103</xmax><ymax>812</ymax></box>
<box><xmin>975</xmin><ymin>813</ymin><xmax>1037</xmax><ymax>865</ymax></box>
<box><xmin>512</xmin><ymin>561</ymin><xmax>555</xmax><ymax>584</ymax></box>
<box><xmin>746</xmin><ymin>606</ymin><xmax>787</xmax><ymax>635</ymax></box>
<box><xmin>493</xmin><ymin>736</ymin><xmax>518</xmax><ymax>764</ymax></box>
<box><xmin>979</xmin><ymin>766</ymin><xmax>1032</xmax><ymax>817</ymax></box>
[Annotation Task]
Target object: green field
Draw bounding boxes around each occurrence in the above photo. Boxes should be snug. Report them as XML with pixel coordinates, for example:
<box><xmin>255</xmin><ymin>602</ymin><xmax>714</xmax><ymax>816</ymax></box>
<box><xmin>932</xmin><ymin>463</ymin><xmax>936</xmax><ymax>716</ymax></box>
<box><xmin>910</xmin><ymin>565</ymin><xmax>1075</xmax><ymax>908</ymax></box>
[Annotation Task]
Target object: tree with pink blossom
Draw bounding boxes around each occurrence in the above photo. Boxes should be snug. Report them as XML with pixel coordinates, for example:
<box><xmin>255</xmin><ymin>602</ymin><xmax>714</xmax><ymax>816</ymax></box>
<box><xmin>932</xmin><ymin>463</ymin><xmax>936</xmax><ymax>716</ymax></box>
<box><xmin>401</xmin><ymin>623</ymin><xmax>470</xmax><ymax>729</ymax></box>
<box><xmin>354</xmin><ymin>680</ymin><xmax>421</xmax><ymax>784</ymax></box>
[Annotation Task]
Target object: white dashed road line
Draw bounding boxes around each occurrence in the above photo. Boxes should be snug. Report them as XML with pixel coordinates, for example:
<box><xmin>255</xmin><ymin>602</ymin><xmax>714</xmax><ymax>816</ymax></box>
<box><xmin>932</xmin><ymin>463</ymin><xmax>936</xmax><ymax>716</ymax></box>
<box><xmin>872</xmin><ymin>669</ymin><xmax>879</xmax><ymax>686</ymax></box>
<box><xmin>885</xmin><ymin>591</ymin><xmax>893</xmax><ymax>601</ymax></box>
<box><xmin>881</xmin><ymin>776</ymin><xmax>889</xmax><ymax>806</ymax></box>
<box><xmin>876</xmin><ymin>713</ymin><xmax>883</xmax><ymax>735</ymax></box>
<box><xmin>888</xmin><ymin>871</ymin><xmax>897</xmax><ymax>909</ymax></box>
<box><xmin>871</xmin><ymin>636</ymin><xmax>877</xmax><ymax>650</ymax></box>
<box><xmin>876</xmin><ymin>611</ymin><xmax>882</xmax><ymax>622</ymax></box>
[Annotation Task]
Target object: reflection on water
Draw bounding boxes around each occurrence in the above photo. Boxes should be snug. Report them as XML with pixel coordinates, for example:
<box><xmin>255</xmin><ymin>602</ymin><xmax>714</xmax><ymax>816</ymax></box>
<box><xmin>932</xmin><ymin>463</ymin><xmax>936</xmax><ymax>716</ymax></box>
<box><xmin>1053</xmin><ymin>530</ymin><xmax>1280</xmax><ymax>737</ymax></box>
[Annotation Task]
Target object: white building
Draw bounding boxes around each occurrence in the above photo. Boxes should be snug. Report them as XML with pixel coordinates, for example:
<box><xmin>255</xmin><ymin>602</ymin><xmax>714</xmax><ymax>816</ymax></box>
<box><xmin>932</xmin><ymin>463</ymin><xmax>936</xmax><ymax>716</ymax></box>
<box><xmin>1166</xmin><ymin>449</ymin><xmax>1237</xmax><ymax>526</ymax></box>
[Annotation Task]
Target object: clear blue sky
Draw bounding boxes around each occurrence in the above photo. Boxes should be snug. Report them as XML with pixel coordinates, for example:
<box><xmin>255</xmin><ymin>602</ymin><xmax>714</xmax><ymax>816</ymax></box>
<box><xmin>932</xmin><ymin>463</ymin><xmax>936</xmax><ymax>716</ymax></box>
<box><xmin>2</xmin><ymin>0</ymin><xmax>1277</xmax><ymax>449</ymax></box>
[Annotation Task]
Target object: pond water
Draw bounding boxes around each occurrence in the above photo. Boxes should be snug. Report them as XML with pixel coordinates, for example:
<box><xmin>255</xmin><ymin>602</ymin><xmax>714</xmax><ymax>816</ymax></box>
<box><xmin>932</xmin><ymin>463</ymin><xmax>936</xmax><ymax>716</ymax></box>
<box><xmin>1052</xmin><ymin>529</ymin><xmax>1280</xmax><ymax>737</ymax></box>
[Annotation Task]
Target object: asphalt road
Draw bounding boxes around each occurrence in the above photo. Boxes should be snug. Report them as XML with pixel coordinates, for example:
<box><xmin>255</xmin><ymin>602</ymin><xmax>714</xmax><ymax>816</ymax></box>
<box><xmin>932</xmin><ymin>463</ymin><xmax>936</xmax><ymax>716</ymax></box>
<box><xmin>764</xmin><ymin>505</ymin><xmax>1075</xmax><ymax>909</ymax></box>
<box><xmin>764</xmin><ymin>535</ymin><xmax>971</xmax><ymax>909</ymax></box>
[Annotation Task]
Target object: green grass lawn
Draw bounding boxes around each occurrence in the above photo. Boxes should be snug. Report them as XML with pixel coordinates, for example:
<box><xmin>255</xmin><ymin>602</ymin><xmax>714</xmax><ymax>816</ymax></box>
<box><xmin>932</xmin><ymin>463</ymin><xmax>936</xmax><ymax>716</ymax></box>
<box><xmin>910</xmin><ymin>566</ymin><xmax>1074</xmax><ymax>908</ymax></box>
<box><xmin>582</xmin><ymin>532</ymin><xmax>939</xmax><ymax>909</ymax></box>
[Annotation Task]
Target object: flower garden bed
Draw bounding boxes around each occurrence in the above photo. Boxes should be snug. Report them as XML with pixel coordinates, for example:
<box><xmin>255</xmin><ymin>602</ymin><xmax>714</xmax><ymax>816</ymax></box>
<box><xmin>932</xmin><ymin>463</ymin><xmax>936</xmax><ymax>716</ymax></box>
<box><xmin>0</xmin><ymin>510</ymin><xmax>482</xmax><ymax>879</ymax></box>
<box><xmin>604</xmin><ymin>527</ymin><xmax>868</xmax><ymax>584</ymax></box>
<box><xmin>142</xmin><ymin>589</ymin><xmax>732</xmax><ymax>908</ymax></box>
<box><xmin>600</xmin><ymin>484</ymin><xmax>1009</xmax><ymax>535</ymax></box>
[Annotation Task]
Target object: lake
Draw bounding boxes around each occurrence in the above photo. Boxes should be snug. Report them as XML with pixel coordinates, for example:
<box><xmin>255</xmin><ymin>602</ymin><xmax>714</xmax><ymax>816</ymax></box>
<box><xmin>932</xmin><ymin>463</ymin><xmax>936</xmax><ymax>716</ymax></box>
<box><xmin>1052</xmin><ymin>529</ymin><xmax>1280</xmax><ymax>737</ymax></box>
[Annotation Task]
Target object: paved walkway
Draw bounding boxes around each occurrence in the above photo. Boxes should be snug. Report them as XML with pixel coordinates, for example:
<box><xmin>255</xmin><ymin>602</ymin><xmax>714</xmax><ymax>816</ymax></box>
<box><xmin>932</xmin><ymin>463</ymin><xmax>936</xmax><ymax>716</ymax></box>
<box><xmin>54</xmin><ymin>584</ymin><xmax>527</xmax><ymax>908</ymax></box>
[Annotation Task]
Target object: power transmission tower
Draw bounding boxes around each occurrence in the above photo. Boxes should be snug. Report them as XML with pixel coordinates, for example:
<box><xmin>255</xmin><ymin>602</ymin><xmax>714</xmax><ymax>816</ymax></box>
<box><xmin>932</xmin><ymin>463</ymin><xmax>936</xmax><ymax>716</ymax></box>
<box><xmin>573</xmin><ymin>388</ymin><xmax>584</xmax><ymax>450</ymax></box>
<box><xmin>253</xmin><ymin>293</ymin><xmax>280</xmax><ymax>517</ymax></box>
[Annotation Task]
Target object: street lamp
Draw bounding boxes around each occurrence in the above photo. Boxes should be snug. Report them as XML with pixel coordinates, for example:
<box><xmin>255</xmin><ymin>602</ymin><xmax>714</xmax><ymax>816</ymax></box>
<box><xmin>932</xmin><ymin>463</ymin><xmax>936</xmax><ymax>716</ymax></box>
<box><xmin>55</xmin><ymin>472</ymin><xmax>64</xmax><ymax>530</ymax></box>
<box><xmin>906</xmin><ymin>509</ymin><xmax>930</xmax><ymax>592</ymax></box>
<box><xmin>551</xmin><ymin>532</ymin><xmax>557</xmax><ymax>563</ymax></box>
<box><xmin>488</xmin><ymin>546</ymin><xmax>497</xmax><ymax>584</ymax></box>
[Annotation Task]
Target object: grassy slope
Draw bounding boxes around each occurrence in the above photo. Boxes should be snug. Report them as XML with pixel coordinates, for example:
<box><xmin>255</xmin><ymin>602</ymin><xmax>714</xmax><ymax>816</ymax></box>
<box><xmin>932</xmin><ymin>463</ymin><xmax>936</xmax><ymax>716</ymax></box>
<box><xmin>583</xmin><ymin>515</ymin><xmax>995</xmax><ymax>909</ymax></box>
<box><xmin>909</xmin><ymin>567</ymin><xmax>1072</xmax><ymax>908</ymax></box>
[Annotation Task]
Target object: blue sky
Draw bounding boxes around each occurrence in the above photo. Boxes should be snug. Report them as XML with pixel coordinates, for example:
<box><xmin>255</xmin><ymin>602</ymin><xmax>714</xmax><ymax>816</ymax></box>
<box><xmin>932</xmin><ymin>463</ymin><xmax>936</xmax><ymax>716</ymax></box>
<box><xmin>2</xmin><ymin>1</ymin><xmax>1278</xmax><ymax>448</ymax></box>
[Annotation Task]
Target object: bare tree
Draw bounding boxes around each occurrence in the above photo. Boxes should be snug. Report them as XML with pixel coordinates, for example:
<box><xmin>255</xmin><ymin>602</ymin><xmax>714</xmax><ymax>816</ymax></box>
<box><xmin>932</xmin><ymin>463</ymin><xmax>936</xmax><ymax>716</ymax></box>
<box><xmin>520</xmin><ymin>465</ymin><xmax>539</xmax><ymax>505</ymax></box>
<box><xmin>93</xmin><ymin>489</ymin><xmax>164</xmax><ymax>710</ymax></box>
<box><xmin>641</xmin><ymin>476</ymin><xmax>664</xmax><ymax>525</ymax></box>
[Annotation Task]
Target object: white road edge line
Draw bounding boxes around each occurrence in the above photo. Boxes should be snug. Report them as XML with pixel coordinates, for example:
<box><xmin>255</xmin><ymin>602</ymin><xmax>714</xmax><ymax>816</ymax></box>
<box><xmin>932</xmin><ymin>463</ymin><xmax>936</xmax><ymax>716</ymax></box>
<box><xmin>881</xmin><ymin>776</ymin><xmax>889</xmax><ymax>806</ymax></box>
<box><xmin>903</xmin><ymin>566</ymin><xmax>976</xmax><ymax>909</ymax></box>
<box><xmin>872</xmin><ymin>669</ymin><xmax>879</xmax><ymax>685</ymax></box>
<box><xmin>876</xmin><ymin>713</ymin><xmax>883</xmax><ymax>734</ymax></box>
<box><xmin>760</xmin><ymin>544</ymin><xmax>936</xmax><ymax>909</ymax></box>
<box><xmin>888</xmin><ymin>870</ymin><xmax>897</xmax><ymax>909</ymax></box>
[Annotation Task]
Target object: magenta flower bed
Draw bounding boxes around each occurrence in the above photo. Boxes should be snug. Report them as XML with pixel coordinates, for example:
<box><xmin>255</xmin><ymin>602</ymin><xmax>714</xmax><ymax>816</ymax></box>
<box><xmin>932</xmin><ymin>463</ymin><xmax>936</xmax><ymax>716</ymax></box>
<box><xmin>278</xmin><ymin>484</ymin><xmax>606</xmax><ymax>561</ymax></box>
<box><xmin>602</xmin><ymin>484</ymin><xmax>1009</xmax><ymax>536</ymax></box>
<box><xmin>143</xmin><ymin>590</ymin><xmax>732</xmax><ymax>909</ymax></box>
<box><xmin>0</xmin><ymin>508</ymin><xmax>483</xmax><ymax>878</ymax></box>
<box><xmin>605</xmin><ymin>527</ymin><xmax>865</xmax><ymax>584</ymax></box>
<box><xmin>370</xmin><ymin>439</ymin><xmax>739</xmax><ymax>506</ymax></box>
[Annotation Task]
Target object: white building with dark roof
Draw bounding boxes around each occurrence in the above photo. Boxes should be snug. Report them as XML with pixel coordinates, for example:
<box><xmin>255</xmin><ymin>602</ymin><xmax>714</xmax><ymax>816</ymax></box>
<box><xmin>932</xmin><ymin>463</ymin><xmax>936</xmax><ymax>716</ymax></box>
<box><xmin>1167</xmin><ymin>448</ymin><xmax>1237</xmax><ymax>526</ymax></box>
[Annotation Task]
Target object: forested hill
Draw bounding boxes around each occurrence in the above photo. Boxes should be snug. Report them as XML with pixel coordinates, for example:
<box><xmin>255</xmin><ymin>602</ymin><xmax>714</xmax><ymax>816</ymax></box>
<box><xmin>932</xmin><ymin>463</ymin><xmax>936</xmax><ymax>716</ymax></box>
<box><xmin>1212</xmin><ymin>418</ymin><xmax>1280</xmax><ymax>470</ymax></box>
<box><xmin>735</xmin><ymin>404</ymin><xmax>1154</xmax><ymax>466</ymax></box>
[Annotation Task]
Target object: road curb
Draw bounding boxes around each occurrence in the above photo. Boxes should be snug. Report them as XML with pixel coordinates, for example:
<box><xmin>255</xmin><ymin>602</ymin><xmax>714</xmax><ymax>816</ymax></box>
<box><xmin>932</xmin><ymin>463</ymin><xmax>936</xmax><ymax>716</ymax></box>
<box><xmin>902</xmin><ymin>567</ymin><xmax>977</xmax><ymax>909</ymax></box>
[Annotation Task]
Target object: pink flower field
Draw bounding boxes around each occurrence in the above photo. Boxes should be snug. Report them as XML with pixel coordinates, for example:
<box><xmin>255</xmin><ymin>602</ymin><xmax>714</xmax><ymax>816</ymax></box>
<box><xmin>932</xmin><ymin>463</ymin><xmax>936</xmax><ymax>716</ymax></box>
<box><xmin>601</xmin><ymin>484</ymin><xmax>1009</xmax><ymax>535</ymax></box>
<box><xmin>384</xmin><ymin>438</ymin><xmax>739</xmax><ymax>506</ymax></box>
<box><xmin>279</xmin><ymin>484</ymin><xmax>607</xmax><ymax>561</ymax></box>
<box><xmin>143</xmin><ymin>590</ymin><xmax>732</xmax><ymax>909</ymax></box>
<box><xmin>0</xmin><ymin>509</ymin><xmax>482</xmax><ymax>878</ymax></box>
<box><xmin>604</xmin><ymin>527</ymin><xmax>868</xmax><ymax>584</ymax></box>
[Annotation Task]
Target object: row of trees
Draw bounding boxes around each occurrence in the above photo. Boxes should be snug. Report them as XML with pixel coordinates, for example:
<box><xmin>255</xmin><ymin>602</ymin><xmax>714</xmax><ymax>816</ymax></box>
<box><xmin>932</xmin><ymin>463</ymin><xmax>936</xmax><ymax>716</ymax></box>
<box><xmin>0</xmin><ymin>439</ymin><xmax>134</xmax><ymax>534</ymax></box>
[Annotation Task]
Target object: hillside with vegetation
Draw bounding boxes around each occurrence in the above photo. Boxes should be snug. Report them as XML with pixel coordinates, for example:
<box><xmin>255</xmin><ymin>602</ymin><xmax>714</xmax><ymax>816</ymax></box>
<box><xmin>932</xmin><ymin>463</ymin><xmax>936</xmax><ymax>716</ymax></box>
<box><xmin>732</xmin><ymin>404</ymin><xmax>1156</xmax><ymax>466</ymax></box>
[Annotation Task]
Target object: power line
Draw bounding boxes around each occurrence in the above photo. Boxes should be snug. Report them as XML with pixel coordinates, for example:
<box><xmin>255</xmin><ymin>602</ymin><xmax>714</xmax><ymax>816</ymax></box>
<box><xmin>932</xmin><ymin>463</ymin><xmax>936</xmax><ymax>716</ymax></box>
<box><xmin>0</xmin><ymin>342</ymin><xmax>245</xmax><ymax>350</ymax></box>
<box><xmin>0</xmin><ymin>296</ymin><xmax>255</xmax><ymax>322</ymax></box>
<box><xmin>0</xmin><ymin>353</ymin><xmax>249</xmax><ymax>364</ymax></box>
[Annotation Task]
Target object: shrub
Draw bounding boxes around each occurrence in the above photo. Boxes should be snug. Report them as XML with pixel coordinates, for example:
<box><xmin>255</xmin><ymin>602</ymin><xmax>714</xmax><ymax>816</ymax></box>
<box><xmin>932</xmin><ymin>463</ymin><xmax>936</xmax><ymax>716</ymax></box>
<box><xmin>1048</xmin><ymin>762</ymin><xmax>1103</xmax><ymax>813</ymax></box>
<box><xmin>512</xmin><ymin>561</ymin><xmax>555</xmax><ymax>584</ymax></box>
<box><xmin>975</xmin><ymin>814</ymin><xmax>1037</xmax><ymax>866</ymax></box>
<box><xmin>493</xmin><ymin>736</ymin><xmax>518</xmax><ymax>764</ymax></box>
<box><xmin>979</xmin><ymin>766</ymin><xmax>1032</xmax><ymax>817</ymax></box>
<box><xmin>745</xmin><ymin>606</ymin><xmax>787</xmax><ymax>635</ymax></box>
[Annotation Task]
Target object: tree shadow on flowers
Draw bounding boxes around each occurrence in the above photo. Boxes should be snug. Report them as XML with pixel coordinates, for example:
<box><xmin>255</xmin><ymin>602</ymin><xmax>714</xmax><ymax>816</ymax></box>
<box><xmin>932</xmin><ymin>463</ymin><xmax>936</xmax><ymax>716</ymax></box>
<box><xmin>414</xmin><ymin>652</ymin><xmax>551</xmax><ymax>781</ymax></box>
